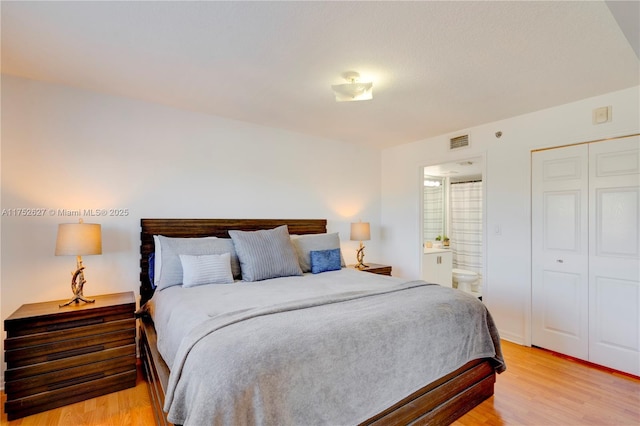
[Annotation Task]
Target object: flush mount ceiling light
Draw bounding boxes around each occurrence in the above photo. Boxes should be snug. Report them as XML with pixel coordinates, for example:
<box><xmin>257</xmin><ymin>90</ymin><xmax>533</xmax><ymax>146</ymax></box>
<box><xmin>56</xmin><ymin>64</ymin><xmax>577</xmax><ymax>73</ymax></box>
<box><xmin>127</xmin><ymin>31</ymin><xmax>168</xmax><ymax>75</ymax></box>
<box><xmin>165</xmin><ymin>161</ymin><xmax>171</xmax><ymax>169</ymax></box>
<box><xmin>331</xmin><ymin>71</ymin><xmax>373</xmax><ymax>102</ymax></box>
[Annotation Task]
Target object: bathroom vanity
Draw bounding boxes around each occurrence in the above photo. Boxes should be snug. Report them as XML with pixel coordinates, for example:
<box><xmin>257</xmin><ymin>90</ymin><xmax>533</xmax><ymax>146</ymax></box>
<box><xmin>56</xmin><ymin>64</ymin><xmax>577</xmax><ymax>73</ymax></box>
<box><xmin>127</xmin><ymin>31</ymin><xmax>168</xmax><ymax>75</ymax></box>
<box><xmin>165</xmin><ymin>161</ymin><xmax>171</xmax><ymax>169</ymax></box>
<box><xmin>422</xmin><ymin>248</ymin><xmax>452</xmax><ymax>287</ymax></box>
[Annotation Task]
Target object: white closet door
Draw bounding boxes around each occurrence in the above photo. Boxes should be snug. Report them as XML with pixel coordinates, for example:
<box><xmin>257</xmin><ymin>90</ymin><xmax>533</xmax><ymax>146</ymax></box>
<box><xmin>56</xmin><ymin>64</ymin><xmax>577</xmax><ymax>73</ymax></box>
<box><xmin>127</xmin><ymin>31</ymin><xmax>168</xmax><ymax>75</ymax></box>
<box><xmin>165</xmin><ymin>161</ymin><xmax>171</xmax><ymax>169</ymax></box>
<box><xmin>532</xmin><ymin>145</ymin><xmax>589</xmax><ymax>360</ymax></box>
<box><xmin>588</xmin><ymin>136</ymin><xmax>640</xmax><ymax>376</ymax></box>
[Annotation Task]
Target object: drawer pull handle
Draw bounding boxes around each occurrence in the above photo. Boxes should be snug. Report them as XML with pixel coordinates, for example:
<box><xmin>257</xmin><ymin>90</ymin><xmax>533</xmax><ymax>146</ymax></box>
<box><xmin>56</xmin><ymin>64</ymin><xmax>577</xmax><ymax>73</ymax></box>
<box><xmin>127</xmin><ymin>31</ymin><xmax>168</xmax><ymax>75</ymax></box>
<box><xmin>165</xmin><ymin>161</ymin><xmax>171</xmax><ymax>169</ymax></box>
<box><xmin>47</xmin><ymin>372</ymin><xmax>105</xmax><ymax>391</ymax></box>
<box><xmin>47</xmin><ymin>318</ymin><xmax>103</xmax><ymax>332</ymax></box>
<box><xmin>47</xmin><ymin>345</ymin><xmax>104</xmax><ymax>361</ymax></box>
<box><xmin>556</xmin><ymin>259</ymin><xmax>564</xmax><ymax>263</ymax></box>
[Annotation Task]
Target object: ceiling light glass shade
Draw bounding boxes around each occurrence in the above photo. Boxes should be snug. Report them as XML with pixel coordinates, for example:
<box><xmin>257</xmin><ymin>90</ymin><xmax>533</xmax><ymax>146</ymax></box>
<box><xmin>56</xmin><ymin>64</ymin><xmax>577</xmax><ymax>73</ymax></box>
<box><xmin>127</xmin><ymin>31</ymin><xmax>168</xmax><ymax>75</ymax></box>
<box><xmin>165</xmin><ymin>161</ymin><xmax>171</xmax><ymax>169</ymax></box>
<box><xmin>331</xmin><ymin>81</ymin><xmax>373</xmax><ymax>102</ymax></box>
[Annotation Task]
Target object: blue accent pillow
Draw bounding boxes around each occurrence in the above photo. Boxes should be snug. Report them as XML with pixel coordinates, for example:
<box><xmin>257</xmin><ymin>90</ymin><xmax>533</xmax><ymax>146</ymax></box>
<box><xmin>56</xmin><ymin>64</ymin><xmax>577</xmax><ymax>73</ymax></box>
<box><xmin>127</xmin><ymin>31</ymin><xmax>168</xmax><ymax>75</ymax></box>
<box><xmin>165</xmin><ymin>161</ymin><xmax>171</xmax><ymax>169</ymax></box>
<box><xmin>310</xmin><ymin>248</ymin><xmax>342</xmax><ymax>274</ymax></box>
<box><xmin>148</xmin><ymin>253</ymin><xmax>156</xmax><ymax>290</ymax></box>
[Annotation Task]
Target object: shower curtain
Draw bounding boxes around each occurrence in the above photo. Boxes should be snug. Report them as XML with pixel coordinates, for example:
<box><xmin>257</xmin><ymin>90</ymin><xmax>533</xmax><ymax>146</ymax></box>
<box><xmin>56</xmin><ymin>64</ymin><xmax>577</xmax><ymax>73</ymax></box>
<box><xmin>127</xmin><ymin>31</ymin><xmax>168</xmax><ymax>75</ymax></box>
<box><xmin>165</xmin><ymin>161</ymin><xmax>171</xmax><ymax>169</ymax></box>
<box><xmin>449</xmin><ymin>181</ymin><xmax>483</xmax><ymax>287</ymax></box>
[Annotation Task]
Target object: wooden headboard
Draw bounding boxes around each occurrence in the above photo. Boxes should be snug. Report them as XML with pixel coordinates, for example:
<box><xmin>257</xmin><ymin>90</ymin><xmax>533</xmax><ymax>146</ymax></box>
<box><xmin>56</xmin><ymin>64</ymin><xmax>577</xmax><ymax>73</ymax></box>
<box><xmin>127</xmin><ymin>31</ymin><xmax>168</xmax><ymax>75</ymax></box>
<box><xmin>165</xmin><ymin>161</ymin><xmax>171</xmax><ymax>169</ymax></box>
<box><xmin>140</xmin><ymin>218</ymin><xmax>327</xmax><ymax>304</ymax></box>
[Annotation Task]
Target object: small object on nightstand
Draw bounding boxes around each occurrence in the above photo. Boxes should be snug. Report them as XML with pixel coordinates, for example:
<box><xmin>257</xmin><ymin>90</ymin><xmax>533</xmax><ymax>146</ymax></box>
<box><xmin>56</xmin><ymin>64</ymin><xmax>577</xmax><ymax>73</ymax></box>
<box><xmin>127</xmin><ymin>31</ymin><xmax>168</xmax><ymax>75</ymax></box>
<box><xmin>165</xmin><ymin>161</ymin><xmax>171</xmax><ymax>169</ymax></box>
<box><xmin>350</xmin><ymin>263</ymin><xmax>392</xmax><ymax>276</ymax></box>
<box><xmin>3</xmin><ymin>292</ymin><xmax>136</xmax><ymax>420</ymax></box>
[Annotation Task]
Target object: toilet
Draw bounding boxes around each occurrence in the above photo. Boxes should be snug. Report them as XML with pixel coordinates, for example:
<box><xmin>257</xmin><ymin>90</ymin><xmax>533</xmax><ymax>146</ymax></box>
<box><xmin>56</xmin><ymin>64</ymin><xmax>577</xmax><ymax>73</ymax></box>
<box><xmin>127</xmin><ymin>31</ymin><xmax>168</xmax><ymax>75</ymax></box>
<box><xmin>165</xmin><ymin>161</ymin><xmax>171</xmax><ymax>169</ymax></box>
<box><xmin>452</xmin><ymin>268</ymin><xmax>479</xmax><ymax>294</ymax></box>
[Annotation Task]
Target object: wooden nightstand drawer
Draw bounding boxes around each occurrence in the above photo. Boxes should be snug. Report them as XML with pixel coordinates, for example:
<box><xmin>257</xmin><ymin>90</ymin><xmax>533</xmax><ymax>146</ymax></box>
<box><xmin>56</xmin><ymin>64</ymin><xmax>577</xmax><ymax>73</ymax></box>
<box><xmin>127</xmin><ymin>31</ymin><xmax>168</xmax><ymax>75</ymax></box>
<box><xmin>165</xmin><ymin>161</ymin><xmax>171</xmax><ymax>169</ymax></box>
<box><xmin>5</xmin><ymin>318</ymin><xmax>135</xmax><ymax>349</ymax></box>
<box><xmin>4</xmin><ymin>292</ymin><xmax>136</xmax><ymax>420</ymax></box>
<box><xmin>6</xmin><ymin>354</ymin><xmax>136</xmax><ymax>399</ymax></box>
<box><xmin>4</xmin><ymin>344</ymin><xmax>136</xmax><ymax>381</ymax></box>
<box><xmin>4</xmin><ymin>370</ymin><xmax>137</xmax><ymax>419</ymax></box>
<box><xmin>5</xmin><ymin>329</ymin><xmax>135</xmax><ymax>367</ymax></box>
<box><xmin>5</xmin><ymin>307</ymin><xmax>134</xmax><ymax>338</ymax></box>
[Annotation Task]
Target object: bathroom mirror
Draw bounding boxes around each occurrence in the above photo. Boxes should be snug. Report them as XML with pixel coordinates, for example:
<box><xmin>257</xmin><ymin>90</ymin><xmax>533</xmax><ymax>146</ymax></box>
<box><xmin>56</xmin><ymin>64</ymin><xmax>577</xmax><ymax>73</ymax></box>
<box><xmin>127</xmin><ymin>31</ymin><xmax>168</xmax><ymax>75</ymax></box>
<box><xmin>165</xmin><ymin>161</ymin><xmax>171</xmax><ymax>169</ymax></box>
<box><xmin>423</xmin><ymin>175</ymin><xmax>445</xmax><ymax>245</ymax></box>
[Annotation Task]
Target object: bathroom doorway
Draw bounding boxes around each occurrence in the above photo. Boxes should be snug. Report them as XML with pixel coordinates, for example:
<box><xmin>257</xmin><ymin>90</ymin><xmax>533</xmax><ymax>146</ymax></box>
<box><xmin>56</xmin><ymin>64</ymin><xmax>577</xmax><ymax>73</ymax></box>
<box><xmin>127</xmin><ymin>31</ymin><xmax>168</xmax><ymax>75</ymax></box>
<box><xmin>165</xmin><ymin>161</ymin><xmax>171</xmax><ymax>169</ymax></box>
<box><xmin>422</xmin><ymin>156</ymin><xmax>486</xmax><ymax>297</ymax></box>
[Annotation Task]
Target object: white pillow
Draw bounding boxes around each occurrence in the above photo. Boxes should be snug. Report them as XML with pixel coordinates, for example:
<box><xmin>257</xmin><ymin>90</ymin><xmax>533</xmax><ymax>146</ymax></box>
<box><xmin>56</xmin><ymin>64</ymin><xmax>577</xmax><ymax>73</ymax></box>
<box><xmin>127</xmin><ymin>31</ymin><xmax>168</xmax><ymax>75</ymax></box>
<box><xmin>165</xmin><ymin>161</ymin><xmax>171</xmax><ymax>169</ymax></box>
<box><xmin>179</xmin><ymin>253</ymin><xmax>234</xmax><ymax>287</ymax></box>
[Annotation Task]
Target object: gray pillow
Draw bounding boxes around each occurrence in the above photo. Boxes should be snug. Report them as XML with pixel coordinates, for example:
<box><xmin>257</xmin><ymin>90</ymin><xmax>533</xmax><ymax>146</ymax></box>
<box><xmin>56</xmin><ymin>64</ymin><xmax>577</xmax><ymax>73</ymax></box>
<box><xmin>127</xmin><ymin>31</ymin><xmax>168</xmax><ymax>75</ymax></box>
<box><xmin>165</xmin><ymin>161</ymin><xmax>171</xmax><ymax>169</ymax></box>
<box><xmin>154</xmin><ymin>236</ymin><xmax>241</xmax><ymax>290</ymax></box>
<box><xmin>291</xmin><ymin>232</ymin><xmax>345</xmax><ymax>273</ymax></box>
<box><xmin>229</xmin><ymin>225</ymin><xmax>303</xmax><ymax>282</ymax></box>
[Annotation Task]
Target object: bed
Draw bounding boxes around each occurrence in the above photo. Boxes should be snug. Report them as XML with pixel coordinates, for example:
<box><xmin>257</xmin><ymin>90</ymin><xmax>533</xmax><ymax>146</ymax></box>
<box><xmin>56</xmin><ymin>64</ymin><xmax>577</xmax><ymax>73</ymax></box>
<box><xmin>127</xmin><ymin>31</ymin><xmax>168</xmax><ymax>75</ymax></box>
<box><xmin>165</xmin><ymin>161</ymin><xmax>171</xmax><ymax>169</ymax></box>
<box><xmin>138</xmin><ymin>218</ymin><xmax>505</xmax><ymax>426</ymax></box>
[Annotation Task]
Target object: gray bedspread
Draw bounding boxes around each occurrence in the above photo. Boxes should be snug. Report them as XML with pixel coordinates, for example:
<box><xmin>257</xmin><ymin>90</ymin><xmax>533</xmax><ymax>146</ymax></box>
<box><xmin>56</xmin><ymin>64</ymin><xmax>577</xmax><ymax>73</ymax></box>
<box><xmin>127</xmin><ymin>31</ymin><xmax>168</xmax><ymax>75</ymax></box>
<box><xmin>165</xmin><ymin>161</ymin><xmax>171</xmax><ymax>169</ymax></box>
<box><xmin>154</xmin><ymin>269</ymin><xmax>504</xmax><ymax>426</ymax></box>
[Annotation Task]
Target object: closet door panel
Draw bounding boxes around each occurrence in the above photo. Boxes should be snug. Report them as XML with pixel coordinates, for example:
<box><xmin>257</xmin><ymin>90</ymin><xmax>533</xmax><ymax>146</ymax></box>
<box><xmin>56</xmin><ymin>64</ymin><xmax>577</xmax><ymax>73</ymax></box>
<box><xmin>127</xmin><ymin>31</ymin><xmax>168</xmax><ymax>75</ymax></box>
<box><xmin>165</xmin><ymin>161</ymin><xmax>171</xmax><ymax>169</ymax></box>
<box><xmin>589</xmin><ymin>136</ymin><xmax>640</xmax><ymax>376</ymax></box>
<box><xmin>540</xmin><ymin>270</ymin><xmax>582</xmax><ymax>337</ymax></box>
<box><xmin>593</xmin><ymin>277</ymin><xmax>638</xmax><ymax>344</ymax></box>
<box><xmin>544</xmin><ymin>191</ymin><xmax>581</xmax><ymax>251</ymax></box>
<box><xmin>595</xmin><ymin>188</ymin><xmax>639</xmax><ymax>257</ymax></box>
<box><xmin>532</xmin><ymin>145</ymin><xmax>589</xmax><ymax>360</ymax></box>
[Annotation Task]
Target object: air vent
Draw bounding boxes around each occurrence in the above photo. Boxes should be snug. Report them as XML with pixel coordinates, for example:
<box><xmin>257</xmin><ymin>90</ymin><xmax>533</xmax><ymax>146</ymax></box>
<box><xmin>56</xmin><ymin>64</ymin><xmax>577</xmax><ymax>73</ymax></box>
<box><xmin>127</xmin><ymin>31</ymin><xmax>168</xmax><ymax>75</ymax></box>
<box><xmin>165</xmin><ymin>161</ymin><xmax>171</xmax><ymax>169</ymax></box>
<box><xmin>450</xmin><ymin>134</ymin><xmax>470</xmax><ymax>150</ymax></box>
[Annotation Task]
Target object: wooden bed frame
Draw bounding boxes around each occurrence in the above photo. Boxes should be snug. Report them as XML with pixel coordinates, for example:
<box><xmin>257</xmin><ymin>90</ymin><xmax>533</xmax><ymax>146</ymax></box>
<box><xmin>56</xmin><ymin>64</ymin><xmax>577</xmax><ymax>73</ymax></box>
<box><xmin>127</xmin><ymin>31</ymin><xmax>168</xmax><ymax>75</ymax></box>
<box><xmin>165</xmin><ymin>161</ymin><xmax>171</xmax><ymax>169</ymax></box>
<box><xmin>138</xmin><ymin>218</ymin><xmax>496</xmax><ymax>426</ymax></box>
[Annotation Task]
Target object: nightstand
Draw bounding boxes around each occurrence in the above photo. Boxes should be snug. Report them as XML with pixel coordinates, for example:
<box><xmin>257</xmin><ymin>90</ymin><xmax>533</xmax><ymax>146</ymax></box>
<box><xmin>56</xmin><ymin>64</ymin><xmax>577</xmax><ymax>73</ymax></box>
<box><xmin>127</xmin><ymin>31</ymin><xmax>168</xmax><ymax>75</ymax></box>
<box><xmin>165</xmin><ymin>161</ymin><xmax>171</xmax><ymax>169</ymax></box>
<box><xmin>350</xmin><ymin>263</ymin><xmax>392</xmax><ymax>276</ymax></box>
<box><xmin>3</xmin><ymin>292</ymin><xmax>136</xmax><ymax>420</ymax></box>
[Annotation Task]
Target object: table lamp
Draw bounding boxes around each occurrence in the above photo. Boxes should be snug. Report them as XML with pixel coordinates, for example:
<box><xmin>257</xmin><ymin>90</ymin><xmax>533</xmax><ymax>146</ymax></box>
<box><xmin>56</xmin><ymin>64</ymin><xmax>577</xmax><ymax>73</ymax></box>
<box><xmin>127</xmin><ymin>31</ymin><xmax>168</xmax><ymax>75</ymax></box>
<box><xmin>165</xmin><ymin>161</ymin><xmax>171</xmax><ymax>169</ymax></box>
<box><xmin>350</xmin><ymin>221</ymin><xmax>371</xmax><ymax>269</ymax></box>
<box><xmin>55</xmin><ymin>218</ymin><xmax>102</xmax><ymax>307</ymax></box>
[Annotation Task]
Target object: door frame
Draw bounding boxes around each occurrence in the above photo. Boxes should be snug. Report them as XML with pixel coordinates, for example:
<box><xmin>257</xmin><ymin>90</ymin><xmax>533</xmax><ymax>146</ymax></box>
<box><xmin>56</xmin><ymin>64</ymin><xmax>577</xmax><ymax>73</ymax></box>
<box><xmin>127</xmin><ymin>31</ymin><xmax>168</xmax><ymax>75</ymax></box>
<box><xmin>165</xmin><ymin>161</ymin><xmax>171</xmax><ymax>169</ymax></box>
<box><xmin>418</xmin><ymin>152</ymin><xmax>488</xmax><ymax>299</ymax></box>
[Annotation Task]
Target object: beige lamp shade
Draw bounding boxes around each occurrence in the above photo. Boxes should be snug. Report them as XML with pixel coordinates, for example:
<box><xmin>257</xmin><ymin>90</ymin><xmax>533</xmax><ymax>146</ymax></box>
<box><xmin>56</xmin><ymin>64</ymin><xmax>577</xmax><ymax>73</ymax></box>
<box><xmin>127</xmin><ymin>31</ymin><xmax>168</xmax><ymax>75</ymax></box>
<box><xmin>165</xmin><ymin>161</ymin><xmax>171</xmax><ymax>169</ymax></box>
<box><xmin>350</xmin><ymin>222</ymin><xmax>371</xmax><ymax>241</ymax></box>
<box><xmin>55</xmin><ymin>221</ymin><xmax>102</xmax><ymax>256</ymax></box>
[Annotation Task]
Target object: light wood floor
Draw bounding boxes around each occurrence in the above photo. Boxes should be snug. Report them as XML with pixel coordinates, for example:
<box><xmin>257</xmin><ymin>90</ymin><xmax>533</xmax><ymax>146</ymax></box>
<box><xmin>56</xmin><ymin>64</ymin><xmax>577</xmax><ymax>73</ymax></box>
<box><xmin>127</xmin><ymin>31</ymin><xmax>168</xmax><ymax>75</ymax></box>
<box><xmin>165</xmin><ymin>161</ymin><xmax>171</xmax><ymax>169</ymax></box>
<box><xmin>1</xmin><ymin>341</ymin><xmax>639</xmax><ymax>425</ymax></box>
<box><xmin>454</xmin><ymin>341</ymin><xmax>640</xmax><ymax>425</ymax></box>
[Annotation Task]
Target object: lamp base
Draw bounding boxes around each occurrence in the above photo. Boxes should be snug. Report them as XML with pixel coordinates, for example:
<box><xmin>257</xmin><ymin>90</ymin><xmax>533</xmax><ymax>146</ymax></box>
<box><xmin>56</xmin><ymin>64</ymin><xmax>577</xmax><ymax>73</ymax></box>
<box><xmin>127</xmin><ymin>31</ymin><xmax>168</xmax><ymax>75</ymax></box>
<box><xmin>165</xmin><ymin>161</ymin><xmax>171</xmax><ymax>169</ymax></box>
<box><xmin>59</xmin><ymin>292</ymin><xmax>96</xmax><ymax>308</ymax></box>
<box><xmin>355</xmin><ymin>243</ymin><xmax>368</xmax><ymax>270</ymax></box>
<box><xmin>59</xmin><ymin>258</ymin><xmax>95</xmax><ymax>308</ymax></box>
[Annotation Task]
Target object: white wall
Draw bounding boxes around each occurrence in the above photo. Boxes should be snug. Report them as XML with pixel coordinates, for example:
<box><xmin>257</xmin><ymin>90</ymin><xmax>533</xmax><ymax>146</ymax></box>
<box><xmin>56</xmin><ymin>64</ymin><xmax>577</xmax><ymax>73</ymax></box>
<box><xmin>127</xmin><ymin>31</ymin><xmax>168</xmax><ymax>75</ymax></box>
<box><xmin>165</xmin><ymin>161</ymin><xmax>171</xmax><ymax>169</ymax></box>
<box><xmin>0</xmin><ymin>75</ymin><xmax>383</xmax><ymax>385</ymax></box>
<box><xmin>381</xmin><ymin>85</ymin><xmax>640</xmax><ymax>345</ymax></box>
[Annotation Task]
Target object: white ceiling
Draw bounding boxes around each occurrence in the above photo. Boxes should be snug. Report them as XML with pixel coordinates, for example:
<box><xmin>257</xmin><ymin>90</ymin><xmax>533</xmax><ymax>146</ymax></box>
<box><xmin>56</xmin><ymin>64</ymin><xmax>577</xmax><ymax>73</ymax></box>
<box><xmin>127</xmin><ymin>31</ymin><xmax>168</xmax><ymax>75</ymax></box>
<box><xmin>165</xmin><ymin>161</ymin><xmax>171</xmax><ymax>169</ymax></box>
<box><xmin>2</xmin><ymin>1</ymin><xmax>638</xmax><ymax>150</ymax></box>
